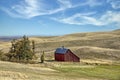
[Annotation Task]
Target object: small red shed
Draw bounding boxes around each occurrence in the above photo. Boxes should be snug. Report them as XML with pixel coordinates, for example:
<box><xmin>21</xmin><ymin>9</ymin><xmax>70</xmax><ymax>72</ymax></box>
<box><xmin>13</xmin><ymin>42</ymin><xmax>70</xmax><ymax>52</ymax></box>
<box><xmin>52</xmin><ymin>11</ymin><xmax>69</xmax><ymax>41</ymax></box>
<box><xmin>55</xmin><ymin>47</ymin><xmax>80</xmax><ymax>62</ymax></box>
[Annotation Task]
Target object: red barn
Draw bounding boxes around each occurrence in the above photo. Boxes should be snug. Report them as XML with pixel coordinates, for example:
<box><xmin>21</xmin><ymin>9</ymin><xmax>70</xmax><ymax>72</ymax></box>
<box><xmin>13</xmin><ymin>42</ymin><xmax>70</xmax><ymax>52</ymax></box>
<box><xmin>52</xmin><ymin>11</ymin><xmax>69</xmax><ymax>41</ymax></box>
<box><xmin>55</xmin><ymin>47</ymin><xmax>80</xmax><ymax>62</ymax></box>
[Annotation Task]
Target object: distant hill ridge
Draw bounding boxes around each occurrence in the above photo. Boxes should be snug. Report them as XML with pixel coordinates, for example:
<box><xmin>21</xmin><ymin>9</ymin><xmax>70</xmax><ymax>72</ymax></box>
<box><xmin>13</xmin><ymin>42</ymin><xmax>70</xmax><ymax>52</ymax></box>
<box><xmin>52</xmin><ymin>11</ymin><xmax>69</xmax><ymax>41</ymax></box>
<box><xmin>0</xmin><ymin>36</ymin><xmax>21</xmax><ymax>41</ymax></box>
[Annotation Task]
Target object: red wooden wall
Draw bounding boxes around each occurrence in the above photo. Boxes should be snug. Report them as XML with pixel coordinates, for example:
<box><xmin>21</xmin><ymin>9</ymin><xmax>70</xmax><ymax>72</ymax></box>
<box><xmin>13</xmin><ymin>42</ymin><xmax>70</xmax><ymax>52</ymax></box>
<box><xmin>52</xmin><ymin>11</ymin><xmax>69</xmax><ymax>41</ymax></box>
<box><xmin>55</xmin><ymin>49</ymin><xmax>80</xmax><ymax>62</ymax></box>
<box><xmin>55</xmin><ymin>53</ymin><xmax>64</xmax><ymax>61</ymax></box>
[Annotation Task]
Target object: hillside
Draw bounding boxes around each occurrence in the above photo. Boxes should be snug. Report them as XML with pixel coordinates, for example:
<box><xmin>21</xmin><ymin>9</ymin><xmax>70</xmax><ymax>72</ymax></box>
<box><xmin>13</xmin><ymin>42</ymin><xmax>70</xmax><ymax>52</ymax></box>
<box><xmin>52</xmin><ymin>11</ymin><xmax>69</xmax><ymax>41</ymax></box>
<box><xmin>0</xmin><ymin>30</ymin><xmax>120</xmax><ymax>80</ymax></box>
<box><xmin>33</xmin><ymin>30</ymin><xmax>120</xmax><ymax>62</ymax></box>
<box><xmin>0</xmin><ymin>30</ymin><xmax>120</xmax><ymax>62</ymax></box>
<box><xmin>35</xmin><ymin>30</ymin><xmax>120</xmax><ymax>49</ymax></box>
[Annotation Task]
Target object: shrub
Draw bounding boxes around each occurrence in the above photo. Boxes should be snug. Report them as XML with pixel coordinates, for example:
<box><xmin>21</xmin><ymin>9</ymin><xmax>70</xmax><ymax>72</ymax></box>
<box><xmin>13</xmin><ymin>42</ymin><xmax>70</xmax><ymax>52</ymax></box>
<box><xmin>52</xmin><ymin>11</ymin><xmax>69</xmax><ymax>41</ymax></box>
<box><xmin>41</xmin><ymin>51</ymin><xmax>45</xmax><ymax>63</ymax></box>
<box><xmin>0</xmin><ymin>50</ymin><xmax>8</xmax><ymax>61</ymax></box>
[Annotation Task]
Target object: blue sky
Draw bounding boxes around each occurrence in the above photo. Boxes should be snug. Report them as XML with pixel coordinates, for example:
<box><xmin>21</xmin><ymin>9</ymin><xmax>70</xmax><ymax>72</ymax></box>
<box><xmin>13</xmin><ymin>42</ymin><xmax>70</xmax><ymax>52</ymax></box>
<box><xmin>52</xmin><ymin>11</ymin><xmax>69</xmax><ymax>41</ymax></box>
<box><xmin>0</xmin><ymin>0</ymin><xmax>120</xmax><ymax>36</ymax></box>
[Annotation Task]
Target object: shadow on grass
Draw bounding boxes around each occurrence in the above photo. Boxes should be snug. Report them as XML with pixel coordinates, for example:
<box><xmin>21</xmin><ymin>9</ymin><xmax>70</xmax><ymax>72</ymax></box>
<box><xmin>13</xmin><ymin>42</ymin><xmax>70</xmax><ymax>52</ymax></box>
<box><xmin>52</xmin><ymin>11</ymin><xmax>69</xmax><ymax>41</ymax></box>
<box><xmin>45</xmin><ymin>60</ymin><xmax>56</xmax><ymax>62</ymax></box>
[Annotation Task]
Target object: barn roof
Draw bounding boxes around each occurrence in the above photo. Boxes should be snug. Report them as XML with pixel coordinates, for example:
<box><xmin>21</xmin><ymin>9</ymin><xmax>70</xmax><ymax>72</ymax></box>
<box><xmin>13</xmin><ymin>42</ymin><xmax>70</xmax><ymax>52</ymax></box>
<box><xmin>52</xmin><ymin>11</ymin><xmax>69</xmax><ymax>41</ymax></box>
<box><xmin>55</xmin><ymin>47</ymin><xmax>68</xmax><ymax>54</ymax></box>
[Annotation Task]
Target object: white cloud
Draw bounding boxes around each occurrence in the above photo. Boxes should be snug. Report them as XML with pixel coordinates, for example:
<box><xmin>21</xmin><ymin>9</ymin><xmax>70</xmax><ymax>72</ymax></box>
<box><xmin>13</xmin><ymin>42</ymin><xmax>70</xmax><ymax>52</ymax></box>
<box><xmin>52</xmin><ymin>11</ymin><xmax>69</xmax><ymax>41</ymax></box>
<box><xmin>100</xmin><ymin>11</ymin><xmax>120</xmax><ymax>25</ymax></box>
<box><xmin>52</xmin><ymin>11</ymin><xmax>120</xmax><ymax>27</ymax></box>
<box><xmin>58</xmin><ymin>0</ymin><xmax>72</xmax><ymax>8</ymax></box>
<box><xmin>81</xmin><ymin>0</ymin><xmax>102</xmax><ymax>7</ymax></box>
<box><xmin>46</xmin><ymin>0</ymin><xmax>73</xmax><ymax>15</ymax></box>
<box><xmin>107</xmin><ymin>0</ymin><xmax>120</xmax><ymax>9</ymax></box>
<box><xmin>1</xmin><ymin>0</ymin><xmax>119</xmax><ymax>27</ymax></box>
<box><xmin>52</xmin><ymin>13</ymin><xmax>103</xmax><ymax>26</ymax></box>
<box><xmin>1</xmin><ymin>0</ymin><xmax>103</xmax><ymax>19</ymax></box>
<box><xmin>1</xmin><ymin>0</ymin><xmax>42</xmax><ymax>19</ymax></box>
<box><xmin>1</xmin><ymin>0</ymin><xmax>74</xmax><ymax>19</ymax></box>
<box><xmin>111</xmin><ymin>1</ymin><xmax>120</xmax><ymax>9</ymax></box>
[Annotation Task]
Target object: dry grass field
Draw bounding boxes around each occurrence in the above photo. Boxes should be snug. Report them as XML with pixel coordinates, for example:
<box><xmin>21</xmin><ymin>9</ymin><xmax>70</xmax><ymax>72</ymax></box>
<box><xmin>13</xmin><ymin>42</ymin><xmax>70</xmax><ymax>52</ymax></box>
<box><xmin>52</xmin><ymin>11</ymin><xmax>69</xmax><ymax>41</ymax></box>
<box><xmin>33</xmin><ymin>30</ymin><xmax>120</xmax><ymax>63</ymax></box>
<box><xmin>0</xmin><ymin>30</ymin><xmax>120</xmax><ymax>80</ymax></box>
<box><xmin>0</xmin><ymin>61</ymin><xmax>120</xmax><ymax>80</ymax></box>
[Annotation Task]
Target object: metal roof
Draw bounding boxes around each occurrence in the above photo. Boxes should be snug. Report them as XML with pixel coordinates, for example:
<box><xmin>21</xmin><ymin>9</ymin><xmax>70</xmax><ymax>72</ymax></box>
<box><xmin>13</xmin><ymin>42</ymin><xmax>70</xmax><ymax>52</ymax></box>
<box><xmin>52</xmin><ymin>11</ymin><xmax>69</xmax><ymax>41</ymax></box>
<box><xmin>55</xmin><ymin>47</ymin><xmax>68</xmax><ymax>54</ymax></box>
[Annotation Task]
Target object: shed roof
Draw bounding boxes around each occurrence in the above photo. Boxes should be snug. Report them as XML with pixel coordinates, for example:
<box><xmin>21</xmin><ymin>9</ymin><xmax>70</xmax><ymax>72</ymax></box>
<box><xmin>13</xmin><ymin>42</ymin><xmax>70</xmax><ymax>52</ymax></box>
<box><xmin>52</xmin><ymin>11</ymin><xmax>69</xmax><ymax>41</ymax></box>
<box><xmin>55</xmin><ymin>47</ymin><xmax>68</xmax><ymax>54</ymax></box>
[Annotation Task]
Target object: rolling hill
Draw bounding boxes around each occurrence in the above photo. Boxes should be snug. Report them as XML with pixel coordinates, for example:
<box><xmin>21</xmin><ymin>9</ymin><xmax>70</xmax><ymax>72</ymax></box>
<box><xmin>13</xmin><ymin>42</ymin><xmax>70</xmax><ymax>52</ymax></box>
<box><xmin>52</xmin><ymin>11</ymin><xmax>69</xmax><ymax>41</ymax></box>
<box><xmin>33</xmin><ymin>30</ymin><xmax>120</xmax><ymax>62</ymax></box>
<box><xmin>0</xmin><ymin>30</ymin><xmax>120</xmax><ymax>62</ymax></box>
<box><xmin>0</xmin><ymin>30</ymin><xmax>120</xmax><ymax>80</ymax></box>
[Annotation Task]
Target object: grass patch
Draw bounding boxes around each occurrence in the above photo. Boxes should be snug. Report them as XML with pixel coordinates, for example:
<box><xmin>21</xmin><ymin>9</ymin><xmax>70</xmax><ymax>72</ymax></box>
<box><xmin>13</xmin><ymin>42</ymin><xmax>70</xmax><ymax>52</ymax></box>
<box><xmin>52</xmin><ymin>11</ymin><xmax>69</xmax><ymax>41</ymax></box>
<box><xmin>0</xmin><ymin>61</ymin><xmax>120</xmax><ymax>80</ymax></box>
<box><xmin>54</xmin><ymin>64</ymin><xmax>120</xmax><ymax>80</ymax></box>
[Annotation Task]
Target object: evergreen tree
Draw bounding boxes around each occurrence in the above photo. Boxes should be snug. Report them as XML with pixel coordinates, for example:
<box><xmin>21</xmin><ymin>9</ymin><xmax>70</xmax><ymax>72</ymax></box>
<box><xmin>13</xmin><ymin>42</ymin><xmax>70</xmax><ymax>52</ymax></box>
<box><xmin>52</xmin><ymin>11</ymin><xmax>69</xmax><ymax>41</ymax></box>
<box><xmin>8</xmin><ymin>35</ymin><xmax>35</xmax><ymax>62</ymax></box>
<box><xmin>10</xmin><ymin>39</ymin><xmax>16</xmax><ymax>53</ymax></box>
<box><xmin>7</xmin><ymin>39</ymin><xmax>16</xmax><ymax>61</ymax></box>
<box><xmin>32</xmin><ymin>40</ymin><xmax>35</xmax><ymax>54</ymax></box>
<box><xmin>41</xmin><ymin>51</ymin><xmax>45</xmax><ymax>63</ymax></box>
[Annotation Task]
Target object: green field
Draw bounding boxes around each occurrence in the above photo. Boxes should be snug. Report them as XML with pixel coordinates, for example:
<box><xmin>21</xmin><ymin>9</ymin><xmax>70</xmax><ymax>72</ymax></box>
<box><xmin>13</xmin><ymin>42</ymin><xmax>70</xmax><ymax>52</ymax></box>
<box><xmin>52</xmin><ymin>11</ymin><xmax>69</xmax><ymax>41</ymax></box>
<box><xmin>54</xmin><ymin>63</ymin><xmax>120</xmax><ymax>80</ymax></box>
